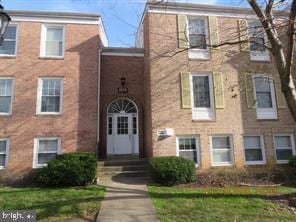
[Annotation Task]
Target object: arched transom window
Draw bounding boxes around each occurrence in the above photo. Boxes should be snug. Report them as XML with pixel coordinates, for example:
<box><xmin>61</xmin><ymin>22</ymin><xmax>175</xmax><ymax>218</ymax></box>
<box><xmin>108</xmin><ymin>99</ymin><xmax>137</xmax><ymax>114</ymax></box>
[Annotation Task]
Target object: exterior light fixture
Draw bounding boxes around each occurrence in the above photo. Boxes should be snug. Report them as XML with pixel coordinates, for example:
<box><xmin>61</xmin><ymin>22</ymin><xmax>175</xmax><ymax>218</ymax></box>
<box><xmin>0</xmin><ymin>4</ymin><xmax>11</xmax><ymax>45</ymax></box>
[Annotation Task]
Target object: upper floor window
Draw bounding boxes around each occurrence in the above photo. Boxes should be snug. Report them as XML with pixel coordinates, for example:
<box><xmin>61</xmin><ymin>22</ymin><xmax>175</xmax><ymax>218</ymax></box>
<box><xmin>0</xmin><ymin>78</ymin><xmax>14</xmax><ymax>115</ymax></box>
<box><xmin>274</xmin><ymin>134</ymin><xmax>295</xmax><ymax>164</ymax></box>
<box><xmin>190</xmin><ymin>73</ymin><xmax>215</xmax><ymax>120</ymax></box>
<box><xmin>253</xmin><ymin>75</ymin><xmax>277</xmax><ymax>119</ymax></box>
<box><xmin>187</xmin><ymin>17</ymin><xmax>210</xmax><ymax>59</ymax></box>
<box><xmin>0</xmin><ymin>139</ymin><xmax>9</xmax><ymax>169</ymax></box>
<box><xmin>248</xmin><ymin>20</ymin><xmax>270</xmax><ymax>61</ymax></box>
<box><xmin>37</xmin><ymin>78</ymin><xmax>63</xmax><ymax>115</ymax></box>
<box><xmin>0</xmin><ymin>24</ymin><xmax>18</xmax><ymax>56</ymax></box>
<box><xmin>41</xmin><ymin>25</ymin><xmax>65</xmax><ymax>58</ymax></box>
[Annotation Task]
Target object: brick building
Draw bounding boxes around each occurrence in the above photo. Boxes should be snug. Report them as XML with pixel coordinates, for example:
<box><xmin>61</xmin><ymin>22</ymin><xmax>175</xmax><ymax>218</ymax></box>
<box><xmin>0</xmin><ymin>2</ymin><xmax>295</xmax><ymax>172</ymax></box>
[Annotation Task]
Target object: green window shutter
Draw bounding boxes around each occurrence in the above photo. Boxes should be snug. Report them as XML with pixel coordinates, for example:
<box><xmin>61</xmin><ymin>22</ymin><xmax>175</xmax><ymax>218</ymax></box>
<box><xmin>209</xmin><ymin>16</ymin><xmax>220</xmax><ymax>50</ymax></box>
<box><xmin>213</xmin><ymin>72</ymin><xmax>224</xmax><ymax>109</ymax></box>
<box><xmin>180</xmin><ymin>72</ymin><xmax>191</xmax><ymax>109</ymax></box>
<box><xmin>274</xmin><ymin>75</ymin><xmax>287</xmax><ymax>108</ymax></box>
<box><xmin>238</xmin><ymin>19</ymin><xmax>250</xmax><ymax>52</ymax></box>
<box><xmin>245</xmin><ymin>73</ymin><xmax>256</xmax><ymax>108</ymax></box>
<box><xmin>177</xmin><ymin>15</ymin><xmax>189</xmax><ymax>49</ymax></box>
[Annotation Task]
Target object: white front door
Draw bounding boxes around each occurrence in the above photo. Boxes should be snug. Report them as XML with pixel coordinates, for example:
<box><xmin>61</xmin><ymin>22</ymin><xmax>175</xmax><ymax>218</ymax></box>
<box><xmin>113</xmin><ymin>114</ymin><xmax>133</xmax><ymax>154</ymax></box>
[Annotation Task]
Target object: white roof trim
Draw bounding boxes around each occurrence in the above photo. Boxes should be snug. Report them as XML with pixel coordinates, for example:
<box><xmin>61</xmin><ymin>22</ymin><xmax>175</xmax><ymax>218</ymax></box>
<box><xmin>102</xmin><ymin>52</ymin><xmax>144</xmax><ymax>57</ymax></box>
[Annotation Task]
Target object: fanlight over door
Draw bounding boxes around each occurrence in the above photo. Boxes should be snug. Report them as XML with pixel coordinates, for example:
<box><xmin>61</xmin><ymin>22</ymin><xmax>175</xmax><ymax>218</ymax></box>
<box><xmin>108</xmin><ymin>99</ymin><xmax>137</xmax><ymax>114</ymax></box>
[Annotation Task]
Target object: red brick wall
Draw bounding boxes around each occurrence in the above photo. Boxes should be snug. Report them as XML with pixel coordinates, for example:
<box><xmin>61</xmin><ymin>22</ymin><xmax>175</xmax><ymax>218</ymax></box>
<box><xmin>99</xmin><ymin>55</ymin><xmax>144</xmax><ymax>158</ymax></box>
<box><xmin>0</xmin><ymin>22</ymin><xmax>100</xmax><ymax>172</ymax></box>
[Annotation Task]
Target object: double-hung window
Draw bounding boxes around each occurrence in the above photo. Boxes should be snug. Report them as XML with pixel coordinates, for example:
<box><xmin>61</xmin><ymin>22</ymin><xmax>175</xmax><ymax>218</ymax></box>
<box><xmin>37</xmin><ymin>78</ymin><xmax>63</xmax><ymax>114</ymax></box>
<box><xmin>0</xmin><ymin>139</ymin><xmax>9</xmax><ymax>169</ymax></box>
<box><xmin>177</xmin><ymin>136</ymin><xmax>200</xmax><ymax>166</ymax></box>
<box><xmin>248</xmin><ymin>20</ymin><xmax>270</xmax><ymax>61</ymax></box>
<box><xmin>274</xmin><ymin>134</ymin><xmax>295</xmax><ymax>164</ymax></box>
<box><xmin>211</xmin><ymin>135</ymin><xmax>233</xmax><ymax>166</ymax></box>
<box><xmin>34</xmin><ymin>137</ymin><xmax>61</xmax><ymax>168</ymax></box>
<box><xmin>253</xmin><ymin>75</ymin><xmax>277</xmax><ymax>119</ymax></box>
<box><xmin>190</xmin><ymin>73</ymin><xmax>215</xmax><ymax>120</ymax></box>
<box><xmin>0</xmin><ymin>78</ymin><xmax>14</xmax><ymax>115</ymax></box>
<box><xmin>244</xmin><ymin>135</ymin><xmax>265</xmax><ymax>165</ymax></box>
<box><xmin>0</xmin><ymin>24</ymin><xmax>18</xmax><ymax>56</ymax></box>
<box><xmin>187</xmin><ymin>17</ymin><xmax>210</xmax><ymax>59</ymax></box>
<box><xmin>41</xmin><ymin>25</ymin><xmax>65</xmax><ymax>58</ymax></box>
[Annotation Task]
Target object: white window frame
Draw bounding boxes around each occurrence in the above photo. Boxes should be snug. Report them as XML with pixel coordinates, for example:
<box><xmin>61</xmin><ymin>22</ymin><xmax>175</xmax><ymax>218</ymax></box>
<box><xmin>0</xmin><ymin>23</ymin><xmax>19</xmax><ymax>57</ymax></box>
<box><xmin>252</xmin><ymin>74</ymin><xmax>277</xmax><ymax>120</ymax></box>
<box><xmin>36</xmin><ymin>77</ymin><xmax>64</xmax><ymax>115</ymax></box>
<box><xmin>248</xmin><ymin>20</ymin><xmax>270</xmax><ymax>62</ymax></box>
<box><xmin>186</xmin><ymin>16</ymin><xmax>210</xmax><ymax>60</ymax></box>
<box><xmin>0</xmin><ymin>77</ymin><xmax>15</xmax><ymax>116</ymax></box>
<box><xmin>40</xmin><ymin>24</ymin><xmax>65</xmax><ymax>58</ymax></box>
<box><xmin>273</xmin><ymin>134</ymin><xmax>296</xmax><ymax>164</ymax></box>
<box><xmin>211</xmin><ymin>135</ymin><xmax>234</xmax><ymax>166</ymax></box>
<box><xmin>33</xmin><ymin>137</ymin><xmax>61</xmax><ymax>168</ymax></box>
<box><xmin>0</xmin><ymin>138</ymin><xmax>9</xmax><ymax>169</ymax></box>
<box><xmin>176</xmin><ymin>135</ymin><xmax>200</xmax><ymax>167</ymax></box>
<box><xmin>190</xmin><ymin>73</ymin><xmax>215</xmax><ymax>121</ymax></box>
<box><xmin>243</xmin><ymin>135</ymin><xmax>266</xmax><ymax>165</ymax></box>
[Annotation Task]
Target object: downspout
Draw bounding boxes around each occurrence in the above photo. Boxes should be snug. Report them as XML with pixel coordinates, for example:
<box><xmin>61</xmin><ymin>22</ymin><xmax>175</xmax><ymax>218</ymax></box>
<box><xmin>96</xmin><ymin>47</ymin><xmax>101</xmax><ymax>159</ymax></box>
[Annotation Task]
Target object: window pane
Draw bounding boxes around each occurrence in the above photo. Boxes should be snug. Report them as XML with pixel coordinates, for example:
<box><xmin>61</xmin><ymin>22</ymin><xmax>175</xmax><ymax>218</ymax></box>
<box><xmin>179</xmin><ymin>151</ymin><xmax>197</xmax><ymax>164</ymax></box>
<box><xmin>133</xmin><ymin>117</ymin><xmax>137</xmax><ymax>134</ymax></box>
<box><xmin>250</xmin><ymin>37</ymin><xmax>265</xmax><ymax>52</ymax></box>
<box><xmin>108</xmin><ymin>117</ymin><xmax>112</xmax><ymax>135</ymax></box>
<box><xmin>0</xmin><ymin>79</ymin><xmax>13</xmax><ymax>96</ymax></box>
<box><xmin>255</xmin><ymin>77</ymin><xmax>271</xmax><ymax>92</ymax></box>
<box><xmin>117</xmin><ymin>116</ymin><xmax>128</xmax><ymax>135</ymax></box>
<box><xmin>0</xmin><ymin>141</ymin><xmax>6</xmax><ymax>153</ymax></box>
<box><xmin>244</xmin><ymin>136</ymin><xmax>261</xmax><ymax>149</ymax></box>
<box><xmin>276</xmin><ymin>149</ymin><xmax>293</xmax><ymax>161</ymax></box>
<box><xmin>245</xmin><ymin>149</ymin><xmax>263</xmax><ymax>161</ymax></box>
<box><xmin>257</xmin><ymin>92</ymin><xmax>272</xmax><ymax>108</ymax></box>
<box><xmin>38</xmin><ymin>153</ymin><xmax>57</xmax><ymax>165</ymax></box>
<box><xmin>212</xmin><ymin>137</ymin><xmax>230</xmax><ymax>149</ymax></box>
<box><xmin>45</xmin><ymin>41</ymin><xmax>63</xmax><ymax>56</ymax></box>
<box><xmin>0</xmin><ymin>97</ymin><xmax>11</xmax><ymax>113</ymax></box>
<box><xmin>275</xmin><ymin>136</ymin><xmax>292</xmax><ymax>148</ymax></box>
<box><xmin>189</xmin><ymin>34</ymin><xmax>206</xmax><ymax>49</ymax></box>
<box><xmin>41</xmin><ymin>96</ymin><xmax>60</xmax><ymax>112</ymax></box>
<box><xmin>4</xmin><ymin>26</ymin><xmax>17</xmax><ymax>40</ymax></box>
<box><xmin>0</xmin><ymin>41</ymin><xmax>16</xmax><ymax>55</ymax></box>
<box><xmin>192</xmin><ymin>76</ymin><xmax>210</xmax><ymax>108</ymax></box>
<box><xmin>189</xmin><ymin>18</ymin><xmax>206</xmax><ymax>34</ymax></box>
<box><xmin>46</xmin><ymin>28</ymin><xmax>63</xmax><ymax>41</ymax></box>
<box><xmin>39</xmin><ymin>140</ymin><xmax>58</xmax><ymax>152</ymax></box>
<box><xmin>213</xmin><ymin>150</ymin><xmax>231</xmax><ymax>163</ymax></box>
<box><xmin>0</xmin><ymin>154</ymin><xmax>6</xmax><ymax>167</ymax></box>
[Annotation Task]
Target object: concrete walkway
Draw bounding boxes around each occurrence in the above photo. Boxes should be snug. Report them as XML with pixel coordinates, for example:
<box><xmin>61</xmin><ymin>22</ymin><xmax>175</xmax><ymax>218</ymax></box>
<box><xmin>97</xmin><ymin>178</ymin><xmax>159</xmax><ymax>222</ymax></box>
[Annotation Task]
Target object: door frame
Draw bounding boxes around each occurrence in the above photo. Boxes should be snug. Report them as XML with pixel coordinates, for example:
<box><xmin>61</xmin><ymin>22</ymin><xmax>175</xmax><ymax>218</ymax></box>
<box><xmin>106</xmin><ymin>98</ymin><xmax>139</xmax><ymax>156</ymax></box>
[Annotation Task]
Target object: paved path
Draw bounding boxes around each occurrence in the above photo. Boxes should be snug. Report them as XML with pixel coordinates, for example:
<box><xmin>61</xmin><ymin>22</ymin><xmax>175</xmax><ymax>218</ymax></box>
<box><xmin>97</xmin><ymin>177</ymin><xmax>159</xmax><ymax>222</ymax></box>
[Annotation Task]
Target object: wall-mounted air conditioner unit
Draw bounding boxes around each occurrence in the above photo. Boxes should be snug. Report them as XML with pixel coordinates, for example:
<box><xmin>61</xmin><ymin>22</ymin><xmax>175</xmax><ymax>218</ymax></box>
<box><xmin>157</xmin><ymin>128</ymin><xmax>174</xmax><ymax>137</ymax></box>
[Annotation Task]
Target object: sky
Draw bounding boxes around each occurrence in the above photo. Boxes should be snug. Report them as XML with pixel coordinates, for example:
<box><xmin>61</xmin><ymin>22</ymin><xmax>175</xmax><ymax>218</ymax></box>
<box><xmin>2</xmin><ymin>0</ymin><xmax>248</xmax><ymax>47</ymax></box>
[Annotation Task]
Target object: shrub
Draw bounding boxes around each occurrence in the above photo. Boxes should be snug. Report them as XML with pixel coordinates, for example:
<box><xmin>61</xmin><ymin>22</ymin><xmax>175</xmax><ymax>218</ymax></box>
<box><xmin>149</xmin><ymin>156</ymin><xmax>197</xmax><ymax>186</ymax></box>
<box><xmin>289</xmin><ymin>155</ymin><xmax>296</xmax><ymax>168</ymax></box>
<box><xmin>35</xmin><ymin>152</ymin><xmax>97</xmax><ymax>187</ymax></box>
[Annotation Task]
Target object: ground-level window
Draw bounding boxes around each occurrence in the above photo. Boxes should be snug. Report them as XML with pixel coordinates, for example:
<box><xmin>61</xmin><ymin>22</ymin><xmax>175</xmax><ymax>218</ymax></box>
<box><xmin>34</xmin><ymin>137</ymin><xmax>61</xmax><ymax>168</ymax></box>
<box><xmin>243</xmin><ymin>135</ymin><xmax>265</xmax><ymax>165</ymax></box>
<box><xmin>177</xmin><ymin>136</ymin><xmax>199</xmax><ymax>166</ymax></box>
<box><xmin>0</xmin><ymin>139</ymin><xmax>9</xmax><ymax>169</ymax></box>
<box><xmin>211</xmin><ymin>135</ymin><xmax>233</xmax><ymax>166</ymax></box>
<box><xmin>274</xmin><ymin>134</ymin><xmax>295</xmax><ymax>164</ymax></box>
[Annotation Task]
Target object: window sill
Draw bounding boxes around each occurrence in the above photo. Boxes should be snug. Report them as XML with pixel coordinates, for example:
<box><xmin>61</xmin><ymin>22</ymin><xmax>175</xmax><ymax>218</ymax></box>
<box><xmin>250</xmin><ymin>52</ymin><xmax>270</xmax><ymax>62</ymax></box>
<box><xmin>188</xmin><ymin>49</ymin><xmax>210</xmax><ymax>60</ymax></box>
<box><xmin>0</xmin><ymin>113</ymin><xmax>12</xmax><ymax>117</ymax></box>
<box><xmin>39</xmin><ymin>56</ymin><xmax>64</xmax><ymax>60</ymax></box>
<box><xmin>0</xmin><ymin>166</ymin><xmax>6</xmax><ymax>170</ymax></box>
<box><xmin>212</xmin><ymin>163</ymin><xmax>233</xmax><ymax>167</ymax></box>
<box><xmin>245</xmin><ymin>161</ymin><xmax>266</xmax><ymax>165</ymax></box>
<box><xmin>0</xmin><ymin>55</ymin><xmax>16</xmax><ymax>59</ymax></box>
<box><xmin>276</xmin><ymin>161</ymin><xmax>289</xmax><ymax>164</ymax></box>
<box><xmin>36</xmin><ymin>113</ymin><xmax>62</xmax><ymax>117</ymax></box>
<box><xmin>33</xmin><ymin>164</ymin><xmax>46</xmax><ymax>169</ymax></box>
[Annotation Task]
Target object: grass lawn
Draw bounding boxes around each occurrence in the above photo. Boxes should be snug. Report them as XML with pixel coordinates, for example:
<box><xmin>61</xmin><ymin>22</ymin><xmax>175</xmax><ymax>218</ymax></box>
<box><xmin>0</xmin><ymin>185</ymin><xmax>105</xmax><ymax>221</ymax></box>
<box><xmin>148</xmin><ymin>185</ymin><xmax>296</xmax><ymax>222</ymax></box>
